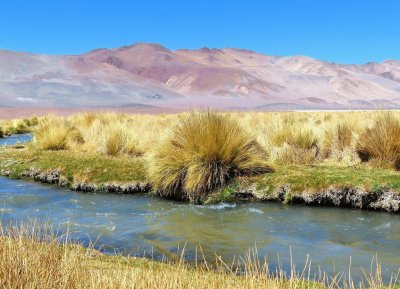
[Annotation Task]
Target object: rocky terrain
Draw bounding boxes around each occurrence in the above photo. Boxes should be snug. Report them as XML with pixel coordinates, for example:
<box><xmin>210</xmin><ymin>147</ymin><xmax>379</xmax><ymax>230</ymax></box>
<box><xmin>1</xmin><ymin>43</ymin><xmax>400</xmax><ymax>110</ymax></box>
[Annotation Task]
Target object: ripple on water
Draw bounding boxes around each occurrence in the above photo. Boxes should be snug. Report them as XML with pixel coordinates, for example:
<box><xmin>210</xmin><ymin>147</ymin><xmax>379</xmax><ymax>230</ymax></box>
<box><xmin>375</xmin><ymin>222</ymin><xmax>392</xmax><ymax>230</ymax></box>
<box><xmin>205</xmin><ymin>203</ymin><xmax>237</xmax><ymax>210</ymax></box>
<box><xmin>248</xmin><ymin>208</ymin><xmax>263</xmax><ymax>214</ymax></box>
<box><xmin>95</xmin><ymin>213</ymin><xmax>118</xmax><ymax>217</ymax></box>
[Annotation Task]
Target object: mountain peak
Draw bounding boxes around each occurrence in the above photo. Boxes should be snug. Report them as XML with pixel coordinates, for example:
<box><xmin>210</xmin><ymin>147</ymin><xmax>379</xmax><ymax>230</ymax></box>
<box><xmin>118</xmin><ymin>42</ymin><xmax>170</xmax><ymax>52</ymax></box>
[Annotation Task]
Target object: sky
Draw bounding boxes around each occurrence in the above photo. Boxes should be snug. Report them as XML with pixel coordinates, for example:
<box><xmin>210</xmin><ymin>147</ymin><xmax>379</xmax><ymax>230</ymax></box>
<box><xmin>0</xmin><ymin>0</ymin><xmax>399</xmax><ymax>64</ymax></box>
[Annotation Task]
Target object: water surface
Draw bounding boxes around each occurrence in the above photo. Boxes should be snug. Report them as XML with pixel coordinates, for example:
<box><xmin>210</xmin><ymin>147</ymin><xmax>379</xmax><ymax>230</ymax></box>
<box><xmin>0</xmin><ymin>177</ymin><xmax>399</xmax><ymax>281</ymax></box>
<box><xmin>0</xmin><ymin>133</ymin><xmax>32</xmax><ymax>146</ymax></box>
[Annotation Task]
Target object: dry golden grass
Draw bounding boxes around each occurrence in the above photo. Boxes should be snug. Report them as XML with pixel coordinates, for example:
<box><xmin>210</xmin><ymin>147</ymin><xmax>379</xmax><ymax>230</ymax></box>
<box><xmin>148</xmin><ymin>111</ymin><xmax>273</xmax><ymax>202</ymax></box>
<box><xmin>356</xmin><ymin>112</ymin><xmax>400</xmax><ymax>167</ymax></box>
<box><xmin>0</xmin><ymin>116</ymin><xmax>37</xmax><ymax>137</ymax></box>
<box><xmin>322</xmin><ymin>123</ymin><xmax>353</xmax><ymax>159</ymax></box>
<box><xmin>5</xmin><ymin>109</ymin><xmax>400</xmax><ymax>196</ymax></box>
<box><xmin>33</xmin><ymin>115</ymin><xmax>83</xmax><ymax>150</ymax></box>
<box><xmin>0</xmin><ymin>223</ymin><xmax>397</xmax><ymax>289</ymax></box>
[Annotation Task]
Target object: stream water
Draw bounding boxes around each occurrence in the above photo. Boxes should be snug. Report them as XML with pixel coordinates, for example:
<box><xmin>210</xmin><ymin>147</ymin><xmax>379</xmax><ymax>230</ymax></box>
<box><xmin>0</xmin><ymin>134</ymin><xmax>399</xmax><ymax>282</ymax></box>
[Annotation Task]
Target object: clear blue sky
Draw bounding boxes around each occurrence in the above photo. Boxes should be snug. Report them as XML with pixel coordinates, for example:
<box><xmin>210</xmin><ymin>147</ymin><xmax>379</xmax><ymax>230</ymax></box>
<box><xmin>0</xmin><ymin>0</ymin><xmax>399</xmax><ymax>64</ymax></box>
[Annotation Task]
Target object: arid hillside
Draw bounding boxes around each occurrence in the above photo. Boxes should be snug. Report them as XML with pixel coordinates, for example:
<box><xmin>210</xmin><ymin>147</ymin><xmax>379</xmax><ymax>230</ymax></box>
<box><xmin>1</xmin><ymin>43</ymin><xmax>400</xmax><ymax>109</ymax></box>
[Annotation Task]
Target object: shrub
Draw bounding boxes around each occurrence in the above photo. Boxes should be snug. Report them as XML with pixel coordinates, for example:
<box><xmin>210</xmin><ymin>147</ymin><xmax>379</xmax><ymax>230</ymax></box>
<box><xmin>356</xmin><ymin>112</ymin><xmax>400</xmax><ymax>164</ymax></box>
<box><xmin>148</xmin><ymin>111</ymin><xmax>273</xmax><ymax>203</ymax></box>
<box><xmin>0</xmin><ymin>126</ymin><xmax>4</xmax><ymax>138</ymax></box>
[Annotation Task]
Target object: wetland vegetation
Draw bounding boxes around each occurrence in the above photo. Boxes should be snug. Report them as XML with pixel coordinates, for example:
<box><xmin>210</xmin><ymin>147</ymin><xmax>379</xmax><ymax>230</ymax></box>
<box><xmin>1</xmin><ymin>110</ymin><xmax>400</xmax><ymax>288</ymax></box>
<box><xmin>1</xmin><ymin>110</ymin><xmax>400</xmax><ymax>206</ymax></box>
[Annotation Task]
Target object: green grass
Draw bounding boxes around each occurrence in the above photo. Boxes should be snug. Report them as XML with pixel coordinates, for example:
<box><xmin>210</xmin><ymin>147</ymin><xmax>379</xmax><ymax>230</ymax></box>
<box><xmin>254</xmin><ymin>164</ymin><xmax>400</xmax><ymax>196</ymax></box>
<box><xmin>0</xmin><ymin>145</ymin><xmax>147</xmax><ymax>184</ymax></box>
<box><xmin>1</xmin><ymin>145</ymin><xmax>400</xmax><ymax>200</ymax></box>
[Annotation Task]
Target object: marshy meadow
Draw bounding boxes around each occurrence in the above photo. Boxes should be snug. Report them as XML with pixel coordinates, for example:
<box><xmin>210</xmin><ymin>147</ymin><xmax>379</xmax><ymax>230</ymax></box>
<box><xmin>1</xmin><ymin>110</ymin><xmax>400</xmax><ymax>288</ymax></box>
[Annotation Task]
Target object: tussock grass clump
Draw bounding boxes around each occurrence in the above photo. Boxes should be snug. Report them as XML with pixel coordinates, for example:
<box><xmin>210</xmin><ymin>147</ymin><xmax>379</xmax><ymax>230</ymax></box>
<box><xmin>101</xmin><ymin>126</ymin><xmax>142</xmax><ymax>157</ymax></box>
<box><xmin>34</xmin><ymin>116</ymin><xmax>83</xmax><ymax>150</ymax></box>
<box><xmin>322</xmin><ymin>123</ymin><xmax>353</xmax><ymax>159</ymax></box>
<box><xmin>149</xmin><ymin>112</ymin><xmax>273</xmax><ymax>203</ymax></box>
<box><xmin>0</xmin><ymin>118</ymin><xmax>37</xmax><ymax>136</ymax></box>
<box><xmin>13</xmin><ymin>120</ymin><xmax>30</xmax><ymax>134</ymax></box>
<box><xmin>5</xmin><ymin>110</ymin><xmax>400</xmax><ymax>170</ymax></box>
<box><xmin>356</xmin><ymin>112</ymin><xmax>400</xmax><ymax>166</ymax></box>
<box><xmin>104</xmin><ymin>130</ymin><xmax>126</xmax><ymax>156</ymax></box>
<box><xmin>272</xmin><ymin>126</ymin><xmax>320</xmax><ymax>164</ymax></box>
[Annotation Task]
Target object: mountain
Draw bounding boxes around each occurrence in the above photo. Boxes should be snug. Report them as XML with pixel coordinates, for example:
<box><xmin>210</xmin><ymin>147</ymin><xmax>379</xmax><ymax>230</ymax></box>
<box><xmin>1</xmin><ymin>42</ymin><xmax>400</xmax><ymax>110</ymax></box>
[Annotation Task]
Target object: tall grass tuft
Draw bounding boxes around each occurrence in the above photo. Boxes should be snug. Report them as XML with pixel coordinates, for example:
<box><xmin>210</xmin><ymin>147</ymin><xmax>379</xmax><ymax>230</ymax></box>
<box><xmin>100</xmin><ymin>124</ymin><xmax>143</xmax><ymax>157</ymax></box>
<box><xmin>322</xmin><ymin>123</ymin><xmax>353</xmax><ymax>159</ymax></box>
<box><xmin>34</xmin><ymin>116</ymin><xmax>83</xmax><ymax>150</ymax></box>
<box><xmin>356</xmin><ymin>112</ymin><xmax>400</xmax><ymax>166</ymax></box>
<box><xmin>149</xmin><ymin>111</ymin><xmax>273</xmax><ymax>203</ymax></box>
<box><xmin>272</xmin><ymin>126</ymin><xmax>320</xmax><ymax>164</ymax></box>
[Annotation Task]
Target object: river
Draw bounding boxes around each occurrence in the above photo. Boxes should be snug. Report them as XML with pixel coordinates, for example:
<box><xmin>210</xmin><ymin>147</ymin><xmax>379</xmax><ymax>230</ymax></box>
<box><xmin>0</xmin><ymin>134</ymin><xmax>399</xmax><ymax>282</ymax></box>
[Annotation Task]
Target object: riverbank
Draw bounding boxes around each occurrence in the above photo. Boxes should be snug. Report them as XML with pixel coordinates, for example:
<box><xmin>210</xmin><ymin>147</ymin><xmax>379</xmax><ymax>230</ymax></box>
<box><xmin>1</xmin><ymin>145</ymin><xmax>400</xmax><ymax>213</ymax></box>
<box><xmin>1</xmin><ymin>223</ymin><xmax>396</xmax><ymax>289</ymax></box>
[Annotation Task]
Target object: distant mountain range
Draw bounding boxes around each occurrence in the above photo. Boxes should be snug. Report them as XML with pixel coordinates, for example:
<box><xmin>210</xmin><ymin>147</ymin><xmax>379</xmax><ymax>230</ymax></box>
<box><xmin>1</xmin><ymin>42</ymin><xmax>400</xmax><ymax>110</ymax></box>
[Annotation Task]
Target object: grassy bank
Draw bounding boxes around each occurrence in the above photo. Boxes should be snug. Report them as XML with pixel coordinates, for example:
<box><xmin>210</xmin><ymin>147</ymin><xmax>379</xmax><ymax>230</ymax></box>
<box><xmin>0</xmin><ymin>116</ymin><xmax>38</xmax><ymax>137</ymax></box>
<box><xmin>1</xmin><ymin>110</ymin><xmax>400</xmax><ymax>204</ymax></box>
<box><xmin>0</xmin><ymin>147</ymin><xmax>147</xmax><ymax>184</ymax></box>
<box><xmin>1</xmin><ymin>145</ymin><xmax>399</xmax><ymax>203</ymax></box>
<box><xmin>0</xmin><ymin>223</ymin><xmax>396</xmax><ymax>289</ymax></box>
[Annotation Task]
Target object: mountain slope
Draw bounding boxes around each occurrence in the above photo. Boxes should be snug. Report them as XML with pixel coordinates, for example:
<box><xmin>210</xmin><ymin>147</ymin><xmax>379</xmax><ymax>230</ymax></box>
<box><xmin>1</xmin><ymin>43</ymin><xmax>400</xmax><ymax>109</ymax></box>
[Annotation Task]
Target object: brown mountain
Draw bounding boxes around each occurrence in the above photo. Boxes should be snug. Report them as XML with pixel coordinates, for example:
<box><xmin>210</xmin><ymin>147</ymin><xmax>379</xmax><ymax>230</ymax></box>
<box><xmin>1</xmin><ymin>43</ymin><xmax>400</xmax><ymax>110</ymax></box>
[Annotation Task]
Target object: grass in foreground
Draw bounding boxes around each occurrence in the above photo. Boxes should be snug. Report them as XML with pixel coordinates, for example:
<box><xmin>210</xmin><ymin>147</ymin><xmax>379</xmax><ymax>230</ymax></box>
<box><xmin>0</xmin><ymin>223</ymin><xmax>397</xmax><ymax>289</ymax></box>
